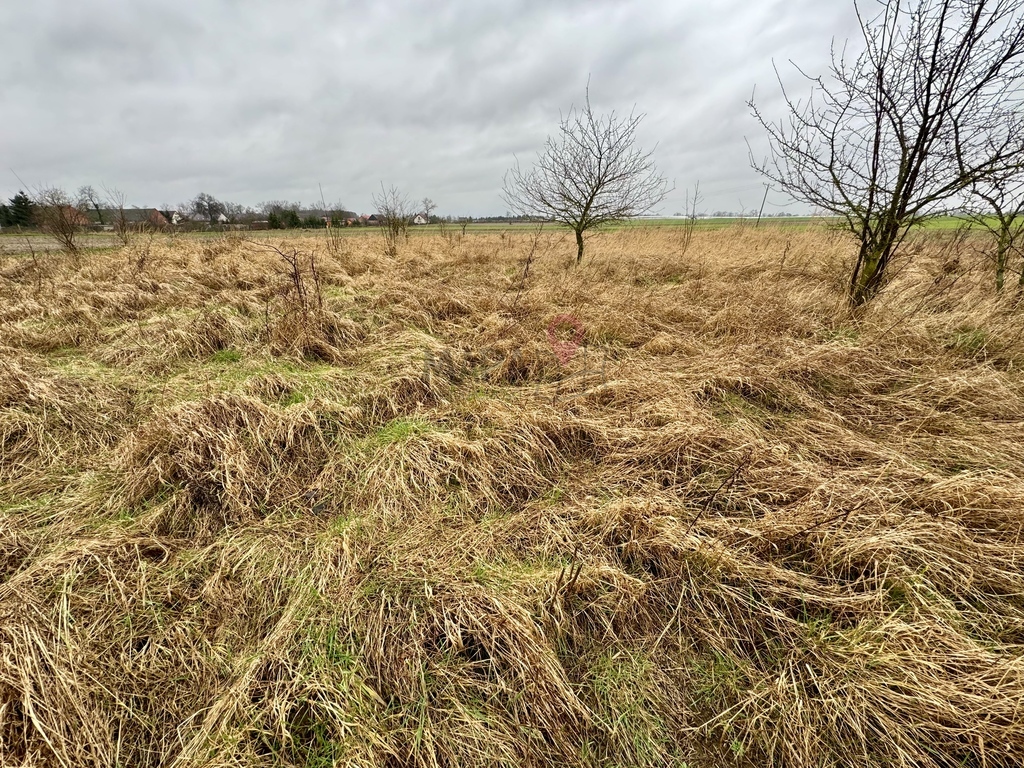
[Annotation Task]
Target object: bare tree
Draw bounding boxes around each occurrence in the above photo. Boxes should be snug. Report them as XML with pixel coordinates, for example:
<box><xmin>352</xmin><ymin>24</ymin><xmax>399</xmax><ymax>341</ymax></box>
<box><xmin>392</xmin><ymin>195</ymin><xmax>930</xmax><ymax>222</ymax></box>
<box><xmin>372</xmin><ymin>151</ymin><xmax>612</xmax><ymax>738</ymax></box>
<box><xmin>502</xmin><ymin>85</ymin><xmax>670</xmax><ymax>264</ymax></box>
<box><xmin>103</xmin><ymin>186</ymin><xmax>136</xmax><ymax>246</ymax></box>
<box><xmin>421</xmin><ymin>197</ymin><xmax>437</xmax><ymax>222</ymax></box>
<box><xmin>34</xmin><ymin>187</ymin><xmax>85</xmax><ymax>258</ymax></box>
<box><xmin>221</xmin><ymin>201</ymin><xmax>250</xmax><ymax>224</ymax></box>
<box><xmin>76</xmin><ymin>185</ymin><xmax>104</xmax><ymax>226</ymax></box>
<box><xmin>966</xmin><ymin>111</ymin><xmax>1024</xmax><ymax>292</ymax></box>
<box><xmin>967</xmin><ymin>174</ymin><xmax>1024</xmax><ymax>291</ymax></box>
<box><xmin>258</xmin><ymin>200</ymin><xmax>303</xmax><ymax>216</ymax></box>
<box><xmin>372</xmin><ymin>184</ymin><xmax>413</xmax><ymax>257</ymax></box>
<box><xmin>190</xmin><ymin>192</ymin><xmax>225</xmax><ymax>225</ymax></box>
<box><xmin>750</xmin><ymin>0</ymin><xmax>1024</xmax><ymax>306</ymax></box>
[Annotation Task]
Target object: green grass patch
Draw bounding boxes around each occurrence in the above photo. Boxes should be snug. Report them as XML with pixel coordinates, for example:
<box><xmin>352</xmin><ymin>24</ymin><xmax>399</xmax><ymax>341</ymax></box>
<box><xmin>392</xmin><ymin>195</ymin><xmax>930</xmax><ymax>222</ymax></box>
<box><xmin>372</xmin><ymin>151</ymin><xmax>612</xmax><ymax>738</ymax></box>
<box><xmin>368</xmin><ymin>417</ymin><xmax>435</xmax><ymax>446</ymax></box>
<box><xmin>209</xmin><ymin>348</ymin><xmax>242</xmax><ymax>364</ymax></box>
<box><xmin>945</xmin><ymin>326</ymin><xmax>988</xmax><ymax>357</ymax></box>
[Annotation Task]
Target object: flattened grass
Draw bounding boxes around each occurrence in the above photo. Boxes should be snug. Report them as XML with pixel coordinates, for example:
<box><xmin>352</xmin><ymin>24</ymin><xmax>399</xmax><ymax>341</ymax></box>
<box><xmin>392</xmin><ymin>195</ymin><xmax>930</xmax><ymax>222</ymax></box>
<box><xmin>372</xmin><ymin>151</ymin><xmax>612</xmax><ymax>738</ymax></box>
<box><xmin>1</xmin><ymin>226</ymin><xmax>1023</xmax><ymax>766</ymax></box>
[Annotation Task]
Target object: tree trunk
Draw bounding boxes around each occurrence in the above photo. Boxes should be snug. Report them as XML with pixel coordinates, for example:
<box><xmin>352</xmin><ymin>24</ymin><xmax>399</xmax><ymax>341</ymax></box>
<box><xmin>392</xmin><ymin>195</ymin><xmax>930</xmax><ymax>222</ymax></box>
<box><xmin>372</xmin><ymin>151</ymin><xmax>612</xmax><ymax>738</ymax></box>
<box><xmin>996</xmin><ymin>229</ymin><xmax>1009</xmax><ymax>292</ymax></box>
<box><xmin>575</xmin><ymin>229</ymin><xmax>585</xmax><ymax>265</ymax></box>
<box><xmin>849</xmin><ymin>215</ymin><xmax>906</xmax><ymax>307</ymax></box>
<box><xmin>850</xmin><ymin>242</ymin><xmax>889</xmax><ymax>307</ymax></box>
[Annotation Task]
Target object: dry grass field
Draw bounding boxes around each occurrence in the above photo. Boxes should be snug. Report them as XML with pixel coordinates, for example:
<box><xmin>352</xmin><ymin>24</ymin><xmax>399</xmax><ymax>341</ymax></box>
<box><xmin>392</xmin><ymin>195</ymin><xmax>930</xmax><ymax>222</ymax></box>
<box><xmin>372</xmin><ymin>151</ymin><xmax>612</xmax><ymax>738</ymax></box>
<box><xmin>1</xmin><ymin>225</ymin><xmax>1023</xmax><ymax>767</ymax></box>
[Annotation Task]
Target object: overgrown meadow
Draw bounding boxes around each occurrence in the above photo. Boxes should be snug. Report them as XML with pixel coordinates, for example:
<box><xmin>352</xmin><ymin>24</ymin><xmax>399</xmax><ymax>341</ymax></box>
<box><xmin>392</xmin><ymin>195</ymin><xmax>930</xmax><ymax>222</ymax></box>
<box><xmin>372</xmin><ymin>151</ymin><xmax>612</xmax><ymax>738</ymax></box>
<box><xmin>2</xmin><ymin>225</ymin><xmax>1023</xmax><ymax>767</ymax></box>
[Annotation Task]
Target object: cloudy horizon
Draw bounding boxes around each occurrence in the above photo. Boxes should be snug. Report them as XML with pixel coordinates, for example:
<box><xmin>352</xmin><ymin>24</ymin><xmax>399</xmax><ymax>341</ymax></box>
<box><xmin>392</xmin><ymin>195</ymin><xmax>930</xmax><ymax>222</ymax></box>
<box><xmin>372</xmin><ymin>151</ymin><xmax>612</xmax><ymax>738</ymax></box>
<box><xmin>2</xmin><ymin>0</ymin><xmax>863</xmax><ymax>217</ymax></box>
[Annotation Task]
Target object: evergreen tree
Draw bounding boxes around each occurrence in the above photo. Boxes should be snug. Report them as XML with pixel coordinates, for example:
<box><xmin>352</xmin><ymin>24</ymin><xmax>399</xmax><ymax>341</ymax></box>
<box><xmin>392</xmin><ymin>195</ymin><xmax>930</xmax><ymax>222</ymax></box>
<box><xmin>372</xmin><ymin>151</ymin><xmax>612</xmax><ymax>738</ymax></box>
<box><xmin>8</xmin><ymin>191</ymin><xmax>35</xmax><ymax>226</ymax></box>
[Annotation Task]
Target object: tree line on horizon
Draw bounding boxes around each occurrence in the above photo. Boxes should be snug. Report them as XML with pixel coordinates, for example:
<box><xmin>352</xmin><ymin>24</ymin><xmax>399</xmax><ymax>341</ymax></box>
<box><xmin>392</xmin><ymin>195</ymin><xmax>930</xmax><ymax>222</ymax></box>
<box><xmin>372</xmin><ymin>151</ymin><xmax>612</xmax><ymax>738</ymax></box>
<box><xmin>0</xmin><ymin>188</ymin><xmax>512</xmax><ymax>232</ymax></box>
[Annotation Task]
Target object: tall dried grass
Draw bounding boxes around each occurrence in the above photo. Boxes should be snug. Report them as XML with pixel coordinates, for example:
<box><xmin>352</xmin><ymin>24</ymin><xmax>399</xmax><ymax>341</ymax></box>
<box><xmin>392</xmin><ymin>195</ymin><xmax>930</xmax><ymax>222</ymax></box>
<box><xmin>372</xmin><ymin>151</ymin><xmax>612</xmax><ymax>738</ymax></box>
<box><xmin>1</xmin><ymin>225</ymin><xmax>1023</xmax><ymax>766</ymax></box>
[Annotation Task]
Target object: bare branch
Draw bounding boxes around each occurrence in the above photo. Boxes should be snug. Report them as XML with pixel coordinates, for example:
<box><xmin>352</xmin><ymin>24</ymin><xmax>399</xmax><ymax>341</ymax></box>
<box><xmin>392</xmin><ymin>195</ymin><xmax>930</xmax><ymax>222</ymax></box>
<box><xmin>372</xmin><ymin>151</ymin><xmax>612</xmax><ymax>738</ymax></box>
<box><xmin>502</xmin><ymin>86</ymin><xmax>670</xmax><ymax>264</ymax></box>
<box><xmin>750</xmin><ymin>0</ymin><xmax>1024</xmax><ymax>304</ymax></box>
<box><xmin>33</xmin><ymin>187</ymin><xmax>85</xmax><ymax>260</ymax></box>
<box><xmin>372</xmin><ymin>184</ymin><xmax>413</xmax><ymax>258</ymax></box>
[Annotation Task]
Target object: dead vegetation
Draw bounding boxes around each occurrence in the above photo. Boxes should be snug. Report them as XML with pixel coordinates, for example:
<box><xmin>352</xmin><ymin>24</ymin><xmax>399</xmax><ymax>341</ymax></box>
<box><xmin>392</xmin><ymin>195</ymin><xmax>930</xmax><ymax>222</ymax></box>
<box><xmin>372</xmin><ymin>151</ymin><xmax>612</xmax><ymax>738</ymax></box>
<box><xmin>1</xmin><ymin>226</ymin><xmax>1023</xmax><ymax>766</ymax></box>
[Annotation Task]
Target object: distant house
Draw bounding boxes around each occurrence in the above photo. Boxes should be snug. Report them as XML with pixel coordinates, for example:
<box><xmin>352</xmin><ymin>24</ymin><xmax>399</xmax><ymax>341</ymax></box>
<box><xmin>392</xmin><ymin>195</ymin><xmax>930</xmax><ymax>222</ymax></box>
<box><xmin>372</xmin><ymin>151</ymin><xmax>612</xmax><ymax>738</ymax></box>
<box><xmin>58</xmin><ymin>207</ymin><xmax>92</xmax><ymax>227</ymax></box>
<box><xmin>329</xmin><ymin>210</ymin><xmax>359</xmax><ymax>226</ymax></box>
<box><xmin>87</xmin><ymin>208</ymin><xmax>171</xmax><ymax>229</ymax></box>
<box><xmin>294</xmin><ymin>209</ymin><xmax>360</xmax><ymax>226</ymax></box>
<box><xmin>367</xmin><ymin>214</ymin><xmax>382</xmax><ymax>225</ymax></box>
<box><xmin>412</xmin><ymin>214</ymin><xmax>428</xmax><ymax>225</ymax></box>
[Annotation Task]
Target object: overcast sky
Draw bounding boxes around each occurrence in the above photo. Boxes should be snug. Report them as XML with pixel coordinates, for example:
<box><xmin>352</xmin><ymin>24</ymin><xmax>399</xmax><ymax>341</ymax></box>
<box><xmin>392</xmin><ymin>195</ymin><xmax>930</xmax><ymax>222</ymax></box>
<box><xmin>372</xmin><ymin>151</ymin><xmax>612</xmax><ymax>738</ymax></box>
<box><xmin>1</xmin><ymin>0</ymin><xmax>863</xmax><ymax>216</ymax></box>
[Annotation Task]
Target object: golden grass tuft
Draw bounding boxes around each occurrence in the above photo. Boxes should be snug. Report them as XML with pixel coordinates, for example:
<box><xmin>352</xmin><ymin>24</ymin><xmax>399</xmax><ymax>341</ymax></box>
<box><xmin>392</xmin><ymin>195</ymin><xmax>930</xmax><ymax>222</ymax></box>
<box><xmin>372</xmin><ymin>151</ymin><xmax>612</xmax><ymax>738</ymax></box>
<box><xmin>1</xmin><ymin>225</ymin><xmax>1023</xmax><ymax>766</ymax></box>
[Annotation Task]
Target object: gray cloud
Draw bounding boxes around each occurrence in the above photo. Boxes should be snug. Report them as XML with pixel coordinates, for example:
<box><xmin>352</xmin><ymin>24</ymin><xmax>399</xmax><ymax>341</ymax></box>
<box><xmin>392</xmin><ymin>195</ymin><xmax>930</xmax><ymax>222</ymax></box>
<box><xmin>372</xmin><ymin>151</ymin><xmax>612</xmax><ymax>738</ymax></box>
<box><xmin>1</xmin><ymin>0</ymin><xmax>861</xmax><ymax>215</ymax></box>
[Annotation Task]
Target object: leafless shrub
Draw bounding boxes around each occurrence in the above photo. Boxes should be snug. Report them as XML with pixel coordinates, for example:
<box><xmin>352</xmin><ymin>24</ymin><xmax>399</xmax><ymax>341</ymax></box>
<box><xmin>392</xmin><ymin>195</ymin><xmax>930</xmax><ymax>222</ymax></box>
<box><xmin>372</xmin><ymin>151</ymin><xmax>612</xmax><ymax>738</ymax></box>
<box><xmin>437</xmin><ymin>219</ymin><xmax>457</xmax><ymax>249</ymax></box>
<box><xmin>500</xmin><ymin>224</ymin><xmax>547</xmax><ymax>325</ymax></box>
<box><xmin>20</xmin><ymin>236</ymin><xmax>49</xmax><ymax>294</ymax></box>
<box><xmin>372</xmin><ymin>184</ymin><xmax>413</xmax><ymax>257</ymax></box>
<box><xmin>319</xmin><ymin>184</ymin><xmax>347</xmax><ymax>259</ymax></box>
<box><xmin>104</xmin><ymin>186</ymin><xmax>140</xmax><ymax>248</ymax></box>
<box><xmin>322</xmin><ymin>218</ymin><xmax>346</xmax><ymax>260</ymax></box>
<box><xmin>967</xmin><ymin>174</ymin><xmax>1024</xmax><ymax>293</ymax></box>
<box><xmin>677</xmin><ymin>182</ymin><xmax>702</xmax><ymax>260</ymax></box>
<box><xmin>127</xmin><ymin>227</ymin><xmax>157</xmax><ymax>276</ymax></box>
<box><xmin>276</xmin><ymin>245</ymin><xmax>324</xmax><ymax>319</ymax></box>
<box><xmin>33</xmin><ymin>187</ymin><xmax>85</xmax><ymax>260</ymax></box>
<box><xmin>247</xmin><ymin>240</ymin><xmax>343</xmax><ymax>361</ymax></box>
